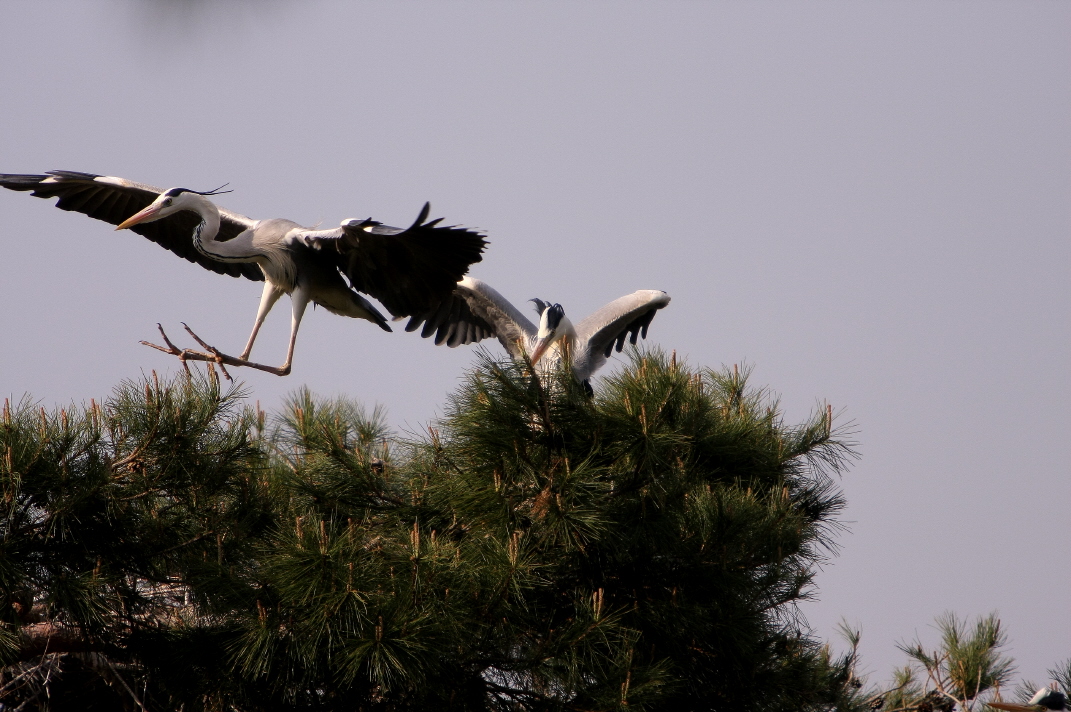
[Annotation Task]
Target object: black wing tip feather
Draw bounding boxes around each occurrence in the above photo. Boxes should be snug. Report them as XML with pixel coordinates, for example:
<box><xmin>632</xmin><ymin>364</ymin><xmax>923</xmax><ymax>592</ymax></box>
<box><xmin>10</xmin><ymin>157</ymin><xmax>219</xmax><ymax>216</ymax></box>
<box><xmin>47</xmin><ymin>170</ymin><xmax>103</xmax><ymax>181</ymax></box>
<box><xmin>410</xmin><ymin>200</ymin><xmax>486</xmax><ymax>244</ymax></box>
<box><xmin>411</xmin><ymin>202</ymin><xmax>431</xmax><ymax>228</ymax></box>
<box><xmin>0</xmin><ymin>173</ymin><xmax>52</xmax><ymax>190</ymax></box>
<box><xmin>0</xmin><ymin>169</ymin><xmax>101</xmax><ymax>182</ymax></box>
<box><xmin>602</xmin><ymin>303</ymin><xmax>667</xmax><ymax>358</ymax></box>
<box><xmin>1</xmin><ymin>170</ymin><xmax>107</xmax><ymax>199</ymax></box>
<box><xmin>401</xmin><ymin>290</ymin><xmax>493</xmax><ymax>348</ymax></box>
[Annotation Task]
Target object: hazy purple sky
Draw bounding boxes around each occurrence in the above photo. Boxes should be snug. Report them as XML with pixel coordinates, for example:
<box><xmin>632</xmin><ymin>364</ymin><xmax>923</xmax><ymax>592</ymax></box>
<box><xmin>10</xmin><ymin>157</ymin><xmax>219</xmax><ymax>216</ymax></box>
<box><xmin>1</xmin><ymin>1</ymin><xmax>1068</xmax><ymax>687</ymax></box>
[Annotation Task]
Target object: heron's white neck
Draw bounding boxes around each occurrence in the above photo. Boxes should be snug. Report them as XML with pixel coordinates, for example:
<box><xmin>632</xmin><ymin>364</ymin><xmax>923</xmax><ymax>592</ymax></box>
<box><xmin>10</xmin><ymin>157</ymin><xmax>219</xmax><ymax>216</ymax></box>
<box><xmin>559</xmin><ymin>320</ymin><xmax>577</xmax><ymax>347</ymax></box>
<box><xmin>186</xmin><ymin>194</ymin><xmax>258</xmax><ymax>262</ymax></box>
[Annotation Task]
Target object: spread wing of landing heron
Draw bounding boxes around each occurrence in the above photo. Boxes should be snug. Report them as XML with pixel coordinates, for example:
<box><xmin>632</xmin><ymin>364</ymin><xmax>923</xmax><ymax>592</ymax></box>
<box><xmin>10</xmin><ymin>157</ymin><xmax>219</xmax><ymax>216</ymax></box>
<box><xmin>0</xmin><ymin>170</ymin><xmax>487</xmax><ymax>375</ymax></box>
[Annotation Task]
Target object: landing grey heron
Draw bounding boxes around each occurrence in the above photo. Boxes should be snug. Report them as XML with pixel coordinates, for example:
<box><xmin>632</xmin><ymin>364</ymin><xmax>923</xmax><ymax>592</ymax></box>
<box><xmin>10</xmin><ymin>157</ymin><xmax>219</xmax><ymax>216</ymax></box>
<box><xmin>0</xmin><ymin>171</ymin><xmax>486</xmax><ymax>375</ymax></box>
<box><xmin>990</xmin><ymin>688</ymin><xmax>1067</xmax><ymax>711</ymax></box>
<box><xmin>402</xmin><ymin>276</ymin><xmax>671</xmax><ymax>390</ymax></box>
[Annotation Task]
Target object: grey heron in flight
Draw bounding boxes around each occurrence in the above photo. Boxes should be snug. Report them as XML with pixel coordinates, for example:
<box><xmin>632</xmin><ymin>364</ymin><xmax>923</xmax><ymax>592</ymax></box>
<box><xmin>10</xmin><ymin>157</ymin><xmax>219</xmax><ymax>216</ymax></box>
<box><xmin>402</xmin><ymin>276</ymin><xmax>670</xmax><ymax>390</ymax></box>
<box><xmin>0</xmin><ymin>170</ymin><xmax>486</xmax><ymax>376</ymax></box>
<box><xmin>990</xmin><ymin>688</ymin><xmax>1067</xmax><ymax>711</ymax></box>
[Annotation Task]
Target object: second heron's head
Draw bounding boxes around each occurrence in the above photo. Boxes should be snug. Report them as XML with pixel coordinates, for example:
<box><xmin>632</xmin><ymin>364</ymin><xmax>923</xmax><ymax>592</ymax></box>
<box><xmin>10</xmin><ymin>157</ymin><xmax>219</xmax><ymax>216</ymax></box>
<box><xmin>989</xmin><ymin>688</ymin><xmax>1067</xmax><ymax>712</ymax></box>
<box><xmin>530</xmin><ymin>300</ymin><xmax>573</xmax><ymax>365</ymax></box>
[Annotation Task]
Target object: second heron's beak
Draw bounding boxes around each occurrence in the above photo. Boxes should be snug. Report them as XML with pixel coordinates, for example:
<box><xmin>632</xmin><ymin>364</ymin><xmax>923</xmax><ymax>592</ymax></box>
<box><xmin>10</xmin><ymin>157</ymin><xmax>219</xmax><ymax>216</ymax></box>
<box><xmin>988</xmin><ymin>704</ymin><xmax>1042</xmax><ymax>711</ymax></box>
<box><xmin>530</xmin><ymin>336</ymin><xmax>554</xmax><ymax>366</ymax></box>
<box><xmin>116</xmin><ymin>204</ymin><xmax>161</xmax><ymax>230</ymax></box>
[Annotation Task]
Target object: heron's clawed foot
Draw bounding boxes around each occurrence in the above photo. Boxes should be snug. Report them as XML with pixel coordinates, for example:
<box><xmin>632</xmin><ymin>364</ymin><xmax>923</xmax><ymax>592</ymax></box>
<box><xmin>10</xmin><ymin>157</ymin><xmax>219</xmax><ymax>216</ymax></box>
<box><xmin>140</xmin><ymin>323</ymin><xmax>293</xmax><ymax>378</ymax></box>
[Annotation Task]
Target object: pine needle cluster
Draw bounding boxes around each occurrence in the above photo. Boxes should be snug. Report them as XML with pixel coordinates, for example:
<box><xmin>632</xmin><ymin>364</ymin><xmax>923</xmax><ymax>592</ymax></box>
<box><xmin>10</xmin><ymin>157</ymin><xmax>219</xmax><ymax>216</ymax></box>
<box><xmin>832</xmin><ymin>613</ymin><xmax>1029</xmax><ymax>712</ymax></box>
<box><xmin>1</xmin><ymin>350</ymin><xmax>857</xmax><ymax>711</ymax></box>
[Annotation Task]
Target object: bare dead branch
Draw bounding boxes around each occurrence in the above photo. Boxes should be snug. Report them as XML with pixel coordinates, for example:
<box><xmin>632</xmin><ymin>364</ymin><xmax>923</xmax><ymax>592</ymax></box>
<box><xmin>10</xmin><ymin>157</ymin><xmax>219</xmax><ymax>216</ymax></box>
<box><xmin>141</xmin><ymin>323</ymin><xmax>292</xmax><ymax>378</ymax></box>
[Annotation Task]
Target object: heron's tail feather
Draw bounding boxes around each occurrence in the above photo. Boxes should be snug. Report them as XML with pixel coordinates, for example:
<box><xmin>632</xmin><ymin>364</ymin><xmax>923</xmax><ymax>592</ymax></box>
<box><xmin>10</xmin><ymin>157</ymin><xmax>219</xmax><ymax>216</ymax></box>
<box><xmin>313</xmin><ymin>292</ymin><xmax>391</xmax><ymax>332</ymax></box>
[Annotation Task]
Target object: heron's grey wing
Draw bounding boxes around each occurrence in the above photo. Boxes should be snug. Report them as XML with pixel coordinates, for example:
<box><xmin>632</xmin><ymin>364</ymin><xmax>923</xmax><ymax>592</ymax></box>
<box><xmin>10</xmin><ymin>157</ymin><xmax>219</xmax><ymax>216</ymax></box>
<box><xmin>573</xmin><ymin>290</ymin><xmax>671</xmax><ymax>381</ymax></box>
<box><xmin>0</xmin><ymin>171</ymin><xmax>262</xmax><ymax>281</ymax></box>
<box><xmin>402</xmin><ymin>277</ymin><xmax>537</xmax><ymax>359</ymax></box>
<box><xmin>304</xmin><ymin>202</ymin><xmax>486</xmax><ymax>318</ymax></box>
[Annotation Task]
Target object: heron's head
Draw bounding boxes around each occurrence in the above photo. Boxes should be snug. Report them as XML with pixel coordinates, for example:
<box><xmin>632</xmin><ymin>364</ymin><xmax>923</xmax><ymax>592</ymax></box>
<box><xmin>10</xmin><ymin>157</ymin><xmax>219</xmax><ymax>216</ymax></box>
<box><xmin>990</xmin><ymin>688</ymin><xmax>1067</xmax><ymax>711</ymax></box>
<box><xmin>529</xmin><ymin>300</ymin><xmax>573</xmax><ymax>365</ymax></box>
<box><xmin>116</xmin><ymin>186</ymin><xmax>228</xmax><ymax>230</ymax></box>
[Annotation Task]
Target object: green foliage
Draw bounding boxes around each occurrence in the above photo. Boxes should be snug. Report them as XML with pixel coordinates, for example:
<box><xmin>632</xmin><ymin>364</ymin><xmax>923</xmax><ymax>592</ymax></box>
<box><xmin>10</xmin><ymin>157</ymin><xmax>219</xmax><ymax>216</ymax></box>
<box><xmin>0</xmin><ymin>372</ymin><xmax>274</xmax><ymax>708</ymax></box>
<box><xmin>403</xmin><ymin>350</ymin><xmax>855</xmax><ymax>711</ymax></box>
<box><xmin>1</xmin><ymin>351</ymin><xmax>857</xmax><ymax>710</ymax></box>
<box><xmin>897</xmin><ymin>612</ymin><xmax>1015</xmax><ymax>706</ymax></box>
<box><xmin>834</xmin><ymin>613</ymin><xmax>1023</xmax><ymax>712</ymax></box>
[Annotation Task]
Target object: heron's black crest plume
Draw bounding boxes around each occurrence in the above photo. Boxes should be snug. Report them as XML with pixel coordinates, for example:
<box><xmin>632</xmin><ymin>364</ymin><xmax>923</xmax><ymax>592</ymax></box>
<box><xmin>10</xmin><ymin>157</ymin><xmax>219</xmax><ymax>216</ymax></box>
<box><xmin>198</xmin><ymin>183</ymin><xmax>232</xmax><ymax>196</ymax></box>
<box><xmin>544</xmin><ymin>303</ymin><xmax>565</xmax><ymax>330</ymax></box>
<box><xmin>164</xmin><ymin>184</ymin><xmax>232</xmax><ymax>198</ymax></box>
<box><xmin>529</xmin><ymin>300</ymin><xmax>564</xmax><ymax>328</ymax></box>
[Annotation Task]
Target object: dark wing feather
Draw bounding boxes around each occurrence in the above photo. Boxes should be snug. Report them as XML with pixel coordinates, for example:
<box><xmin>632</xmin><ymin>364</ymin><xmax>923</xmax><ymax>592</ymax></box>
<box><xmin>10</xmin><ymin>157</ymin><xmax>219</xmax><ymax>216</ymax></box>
<box><xmin>326</xmin><ymin>203</ymin><xmax>487</xmax><ymax>318</ymax></box>
<box><xmin>0</xmin><ymin>171</ymin><xmax>262</xmax><ymax>281</ymax></box>
<box><xmin>404</xmin><ymin>289</ymin><xmax>496</xmax><ymax>348</ymax></box>
<box><xmin>573</xmin><ymin>291</ymin><xmax>671</xmax><ymax>381</ymax></box>
<box><xmin>402</xmin><ymin>277</ymin><xmax>534</xmax><ymax>358</ymax></box>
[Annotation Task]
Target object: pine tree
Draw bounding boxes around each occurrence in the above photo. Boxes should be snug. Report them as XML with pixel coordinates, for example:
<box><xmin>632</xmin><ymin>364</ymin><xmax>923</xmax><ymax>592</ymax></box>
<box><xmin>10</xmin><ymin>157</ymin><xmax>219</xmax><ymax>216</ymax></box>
<box><xmin>1</xmin><ymin>350</ymin><xmax>857</xmax><ymax>710</ymax></box>
<box><xmin>0</xmin><ymin>373</ymin><xmax>273</xmax><ymax>709</ymax></box>
<box><xmin>833</xmin><ymin>613</ymin><xmax>1023</xmax><ymax>712</ymax></box>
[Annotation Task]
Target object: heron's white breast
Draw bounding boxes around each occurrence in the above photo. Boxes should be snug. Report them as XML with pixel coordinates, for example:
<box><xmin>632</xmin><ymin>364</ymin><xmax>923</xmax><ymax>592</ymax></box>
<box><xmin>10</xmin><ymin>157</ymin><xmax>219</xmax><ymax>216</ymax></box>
<box><xmin>249</xmin><ymin>219</ymin><xmax>303</xmax><ymax>291</ymax></box>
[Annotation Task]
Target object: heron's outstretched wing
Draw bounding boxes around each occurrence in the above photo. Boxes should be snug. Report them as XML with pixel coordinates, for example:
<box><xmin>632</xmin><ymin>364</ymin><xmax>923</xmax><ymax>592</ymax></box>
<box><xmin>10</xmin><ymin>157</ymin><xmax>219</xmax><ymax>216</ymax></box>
<box><xmin>303</xmin><ymin>203</ymin><xmax>486</xmax><ymax>318</ymax></box>
<box><xmin>573</xmin><ymin>290</ymin><xmax>671</xmax><ymax>381</ymax></box>
<box><xmin>401</xmin><ymin>277</ymin><xmax>536</xmax><ymax>359</ymax></box>
<box><xmin>0</xmin><ymin>171</ymin><xmax>263</xmax><ymax>281</ymax></box>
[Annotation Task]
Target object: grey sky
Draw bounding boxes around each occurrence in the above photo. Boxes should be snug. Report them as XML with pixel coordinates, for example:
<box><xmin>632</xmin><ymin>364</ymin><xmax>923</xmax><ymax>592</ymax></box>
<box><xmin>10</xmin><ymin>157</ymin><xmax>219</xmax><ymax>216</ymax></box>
<box><xmin>1</xmin><ymin>0</ymin><xmax>1068</xmax><ymax>685</ymax></box>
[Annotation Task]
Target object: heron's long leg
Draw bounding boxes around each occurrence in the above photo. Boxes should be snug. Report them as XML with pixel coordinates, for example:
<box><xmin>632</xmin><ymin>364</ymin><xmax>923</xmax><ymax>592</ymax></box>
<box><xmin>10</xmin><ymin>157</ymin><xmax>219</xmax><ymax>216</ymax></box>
<box><xmin>279</xmin><ymin>284</ymin><xmax>311</xmax><ymax>376</ymax></box>
<box><xmin>142</xmin><ymin>282</ymin><xmax>310</xmax><ymax>378</ymax></box>
<box><xmin>240</xmin><ymin>282</ymin><xmax>285</xmax><ymax>360</ymax></box>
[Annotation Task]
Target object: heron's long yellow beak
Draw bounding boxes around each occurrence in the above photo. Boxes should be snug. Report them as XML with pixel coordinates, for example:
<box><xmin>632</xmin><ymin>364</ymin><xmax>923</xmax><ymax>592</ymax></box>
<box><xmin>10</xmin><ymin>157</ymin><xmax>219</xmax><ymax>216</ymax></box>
<box><xmin>988</xmin><ymin>703</ymin><xmax>1042</xmax><ymax>711</ymax></box>
<box><xmin>116</xmin><ymin>204</ymin><xmax>160</xmax><ymax>230</ymax></box>
<box><xmin>530</xmin><ymin>337</ymin><xmax>552</xmax><ymax>365</ymax></box>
